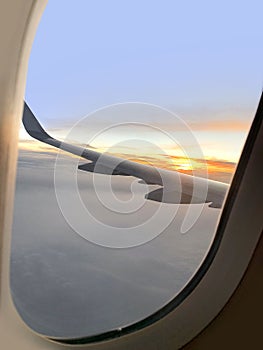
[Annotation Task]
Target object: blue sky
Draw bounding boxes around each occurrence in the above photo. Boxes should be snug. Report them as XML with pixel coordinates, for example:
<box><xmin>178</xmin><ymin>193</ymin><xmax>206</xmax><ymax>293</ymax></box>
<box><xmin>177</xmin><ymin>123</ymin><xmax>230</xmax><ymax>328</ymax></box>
<box><xmin>25</xmin><ymin>0</ymin><xmax>262</xmax><ymax>121</ymax></box>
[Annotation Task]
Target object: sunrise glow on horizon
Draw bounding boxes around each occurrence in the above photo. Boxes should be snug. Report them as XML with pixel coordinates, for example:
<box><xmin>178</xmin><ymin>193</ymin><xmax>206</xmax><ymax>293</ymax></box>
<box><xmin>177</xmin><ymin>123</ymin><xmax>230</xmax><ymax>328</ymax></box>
<box><xmin>18</xmin><ymin>117</ymin><xmax>243</xmax><ymax>185</ymax></box>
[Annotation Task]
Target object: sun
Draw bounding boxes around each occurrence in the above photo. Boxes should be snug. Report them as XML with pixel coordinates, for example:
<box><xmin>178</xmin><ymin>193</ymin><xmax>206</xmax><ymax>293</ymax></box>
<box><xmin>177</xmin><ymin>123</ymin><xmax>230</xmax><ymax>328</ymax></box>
<box><xmin>177</xmin><ymin>162</ymin><xmax>194</xmax><ymax>171</ymax></box>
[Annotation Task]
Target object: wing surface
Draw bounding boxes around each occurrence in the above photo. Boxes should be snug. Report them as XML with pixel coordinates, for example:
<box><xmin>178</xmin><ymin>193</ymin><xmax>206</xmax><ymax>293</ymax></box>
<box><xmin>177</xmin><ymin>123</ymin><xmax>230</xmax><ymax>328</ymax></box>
<box><xmin>23</xmin><ymin>102</ymin><xmax>229</xmax><ymax>208</ymax></box>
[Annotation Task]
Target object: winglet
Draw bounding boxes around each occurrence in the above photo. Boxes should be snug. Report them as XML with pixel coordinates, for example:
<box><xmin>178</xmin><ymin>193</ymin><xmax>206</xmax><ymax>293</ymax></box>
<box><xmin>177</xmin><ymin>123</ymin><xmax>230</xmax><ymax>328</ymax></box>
<box><xmin>22</xmin><ymin>102</ymin><xmax>52</xmax><ymax>141</ymax></box>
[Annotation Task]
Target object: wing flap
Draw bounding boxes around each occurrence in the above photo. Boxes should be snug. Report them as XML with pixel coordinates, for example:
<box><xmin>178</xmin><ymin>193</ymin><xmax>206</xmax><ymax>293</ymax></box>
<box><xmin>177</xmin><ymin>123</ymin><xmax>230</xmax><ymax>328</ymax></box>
<box><xmin>145</xmin><ymin>187</ymin><xmax>210</xmax><ymax>205</ymax></box>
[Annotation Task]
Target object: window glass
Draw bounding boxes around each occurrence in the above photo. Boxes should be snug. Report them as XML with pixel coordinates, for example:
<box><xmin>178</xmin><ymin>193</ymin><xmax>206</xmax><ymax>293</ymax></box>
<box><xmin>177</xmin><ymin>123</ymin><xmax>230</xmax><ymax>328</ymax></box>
<box><xmin>11</xmin><ymin>0</ymin><xmax>262</xmax><ymax>339</ymax></box>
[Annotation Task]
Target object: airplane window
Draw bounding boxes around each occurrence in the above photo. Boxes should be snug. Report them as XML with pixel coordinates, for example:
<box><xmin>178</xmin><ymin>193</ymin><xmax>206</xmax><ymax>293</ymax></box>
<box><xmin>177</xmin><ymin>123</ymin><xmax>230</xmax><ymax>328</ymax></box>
<box><xmin>11</xmin><ymin>0</ymin><xmax>262</xmax><ymax>341</ymax></box>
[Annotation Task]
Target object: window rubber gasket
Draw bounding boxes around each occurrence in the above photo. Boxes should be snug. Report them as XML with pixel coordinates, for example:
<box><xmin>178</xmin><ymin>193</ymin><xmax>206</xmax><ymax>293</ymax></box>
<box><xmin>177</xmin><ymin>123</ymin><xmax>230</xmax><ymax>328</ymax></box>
<box><xmin>50</xmin><ymin>92</ymin><xmax>263</xmax><ymax>345</ymax></box>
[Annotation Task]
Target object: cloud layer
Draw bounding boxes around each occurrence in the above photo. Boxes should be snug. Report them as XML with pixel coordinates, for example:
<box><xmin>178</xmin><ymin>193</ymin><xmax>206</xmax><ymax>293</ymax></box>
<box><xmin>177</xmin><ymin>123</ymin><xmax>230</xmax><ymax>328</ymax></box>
<box><xmin>11</xmin><ymin>150</ymin><xmax>222</xmax><ymax>338</ymax></box>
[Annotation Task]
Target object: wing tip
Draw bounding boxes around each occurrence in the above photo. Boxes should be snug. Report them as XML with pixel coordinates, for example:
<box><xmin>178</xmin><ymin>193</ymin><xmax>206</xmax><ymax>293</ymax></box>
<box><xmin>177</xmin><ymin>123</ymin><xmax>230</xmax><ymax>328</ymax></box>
<box><xmin>22</xmin><ymin>102</ymin><xmax>51</xmax><ymax>141</ymax></box>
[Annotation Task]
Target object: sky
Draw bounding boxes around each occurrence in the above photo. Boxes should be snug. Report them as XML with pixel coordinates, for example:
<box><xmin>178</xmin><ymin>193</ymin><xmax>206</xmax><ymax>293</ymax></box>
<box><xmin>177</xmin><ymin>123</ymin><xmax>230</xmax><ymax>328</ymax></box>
<box><xmin>21</xmin><ymin>0</ymin><xmax>263</xmax><ymax>182</ymax></box>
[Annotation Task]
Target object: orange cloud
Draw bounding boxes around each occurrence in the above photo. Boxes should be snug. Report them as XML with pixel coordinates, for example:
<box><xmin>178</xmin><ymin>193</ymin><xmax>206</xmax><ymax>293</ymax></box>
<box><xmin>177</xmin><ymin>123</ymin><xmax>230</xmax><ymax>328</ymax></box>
<box><xmin>141</xmin><ymin>119</ymin><xmax>250</xmax><ymax>133</ymax></box>
<box><xmin>107</xmin><ymin>152</ymin><xmax>236</xmax><ymax>184</ymax></box>
<box><xmin>188</xmin><ymin>120</ymin><xmax>250</xmax><ymax>132</ymax></box>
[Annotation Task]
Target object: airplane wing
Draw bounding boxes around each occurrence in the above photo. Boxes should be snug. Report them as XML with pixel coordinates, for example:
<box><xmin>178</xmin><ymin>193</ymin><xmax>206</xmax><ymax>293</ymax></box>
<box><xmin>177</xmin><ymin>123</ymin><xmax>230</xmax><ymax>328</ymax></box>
<box><xmin>22</xmin><ymin>102</ymin><xmax>229</xmax><ymax>208</ymax></box>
